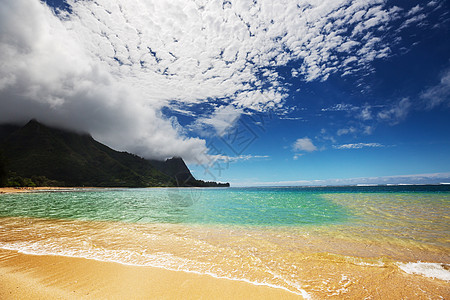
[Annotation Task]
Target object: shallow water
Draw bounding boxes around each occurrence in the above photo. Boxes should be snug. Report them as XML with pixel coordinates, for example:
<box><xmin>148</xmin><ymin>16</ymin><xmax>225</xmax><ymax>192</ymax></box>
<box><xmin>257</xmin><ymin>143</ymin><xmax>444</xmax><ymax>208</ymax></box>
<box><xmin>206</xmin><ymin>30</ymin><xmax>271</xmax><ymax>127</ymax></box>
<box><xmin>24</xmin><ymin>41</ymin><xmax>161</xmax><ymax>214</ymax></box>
<box><xmin>0</xmin><ymin>187</ymin><xmax>352</xmax><ymax>225</ymax></box>
<box><xmin>0</xmin><ymin>186</ymin><xmax>449</xmax><ymax>298</ymax></box>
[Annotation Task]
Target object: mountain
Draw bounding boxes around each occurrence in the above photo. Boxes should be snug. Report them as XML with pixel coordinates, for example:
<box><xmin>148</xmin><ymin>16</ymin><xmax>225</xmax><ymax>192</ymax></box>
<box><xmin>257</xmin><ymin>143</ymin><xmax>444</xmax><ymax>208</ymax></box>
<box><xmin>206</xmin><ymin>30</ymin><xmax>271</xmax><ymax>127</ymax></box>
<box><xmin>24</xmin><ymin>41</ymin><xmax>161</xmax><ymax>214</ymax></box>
<box><xmin>148</xmin><ymin>157</ymin><xmax>193</xmax><ymax>186</ymax></box>
<box><xmin>0</xmin><ymin>120</ymin><xmax>229</xmax><ymax>188</ymax></box>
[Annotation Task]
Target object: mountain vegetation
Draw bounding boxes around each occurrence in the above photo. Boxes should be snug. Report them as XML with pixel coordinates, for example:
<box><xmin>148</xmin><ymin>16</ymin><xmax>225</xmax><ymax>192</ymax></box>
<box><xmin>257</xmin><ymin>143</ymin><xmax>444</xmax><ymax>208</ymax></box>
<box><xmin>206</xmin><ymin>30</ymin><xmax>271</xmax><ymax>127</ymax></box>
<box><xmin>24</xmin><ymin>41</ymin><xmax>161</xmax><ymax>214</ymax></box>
<box><xmin>0</xmin><ymin>120</ymin><xmax>229</xmax><ymax>188</ymax></box>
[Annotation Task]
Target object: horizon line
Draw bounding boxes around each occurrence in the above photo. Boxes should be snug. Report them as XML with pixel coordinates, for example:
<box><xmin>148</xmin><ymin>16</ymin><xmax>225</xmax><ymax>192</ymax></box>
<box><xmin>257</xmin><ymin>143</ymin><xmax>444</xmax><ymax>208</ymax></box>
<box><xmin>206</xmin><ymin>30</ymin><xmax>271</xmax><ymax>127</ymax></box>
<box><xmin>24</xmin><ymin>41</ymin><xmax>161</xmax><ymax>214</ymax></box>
<box><xmin>229</xmin><ymin>172</ymin><xmax>450</xmax><ymax>187</ymax></box>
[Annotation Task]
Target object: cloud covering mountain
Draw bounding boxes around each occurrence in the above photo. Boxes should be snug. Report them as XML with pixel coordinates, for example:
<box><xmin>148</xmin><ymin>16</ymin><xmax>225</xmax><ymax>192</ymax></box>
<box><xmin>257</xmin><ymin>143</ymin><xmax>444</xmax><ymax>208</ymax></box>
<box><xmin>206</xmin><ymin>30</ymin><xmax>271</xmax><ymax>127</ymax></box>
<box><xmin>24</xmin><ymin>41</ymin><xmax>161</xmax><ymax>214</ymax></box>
<box><xmin>2</xmin><ymin>0</ymin><xmax>439</xmax><ymax>164</ymax></box>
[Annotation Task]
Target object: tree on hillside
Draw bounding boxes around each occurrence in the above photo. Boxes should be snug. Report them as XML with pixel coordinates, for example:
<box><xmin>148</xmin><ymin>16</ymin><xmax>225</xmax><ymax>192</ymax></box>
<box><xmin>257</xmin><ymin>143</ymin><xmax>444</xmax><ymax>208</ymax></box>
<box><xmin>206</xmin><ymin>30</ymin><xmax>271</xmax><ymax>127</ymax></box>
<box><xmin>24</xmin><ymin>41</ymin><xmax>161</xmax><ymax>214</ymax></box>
<box><xmin>0</xmin><ymin>152</ymin><xmax>7</xmax><ymax>187</ymax></box>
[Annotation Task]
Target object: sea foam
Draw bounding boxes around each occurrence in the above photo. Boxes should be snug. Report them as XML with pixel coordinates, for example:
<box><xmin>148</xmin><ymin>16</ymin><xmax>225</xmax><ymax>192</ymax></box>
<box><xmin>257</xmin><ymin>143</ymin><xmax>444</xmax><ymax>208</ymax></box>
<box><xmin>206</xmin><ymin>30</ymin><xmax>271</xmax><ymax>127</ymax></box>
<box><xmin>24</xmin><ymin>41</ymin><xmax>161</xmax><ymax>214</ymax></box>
<box><xmin>0</xmin><ymin>241</ymin><xmax>310</xmax><ymax>299</ymax></box>
<box><xmin>397</xmin><ymin>262</ymin><xmax>450</xmax><ymax>281</ymax></box>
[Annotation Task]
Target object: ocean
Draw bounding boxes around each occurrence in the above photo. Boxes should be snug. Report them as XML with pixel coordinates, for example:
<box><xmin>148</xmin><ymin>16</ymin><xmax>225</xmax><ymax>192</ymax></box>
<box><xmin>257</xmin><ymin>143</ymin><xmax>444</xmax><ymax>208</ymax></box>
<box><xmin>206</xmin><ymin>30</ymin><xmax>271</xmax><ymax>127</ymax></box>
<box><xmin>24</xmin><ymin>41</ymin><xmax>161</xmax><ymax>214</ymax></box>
<box><xmin>0</xmin><ymin>186</ymin><xmax>449</xmax><ymax>298</ymax></box>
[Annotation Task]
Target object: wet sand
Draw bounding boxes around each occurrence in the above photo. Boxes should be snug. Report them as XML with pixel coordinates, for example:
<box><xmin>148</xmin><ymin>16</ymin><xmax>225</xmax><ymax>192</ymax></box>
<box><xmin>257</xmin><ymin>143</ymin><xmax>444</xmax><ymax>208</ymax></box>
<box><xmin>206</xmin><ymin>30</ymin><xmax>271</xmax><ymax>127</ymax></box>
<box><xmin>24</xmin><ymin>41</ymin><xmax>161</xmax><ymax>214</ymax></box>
<box><xmin>1</xmin><ymin>240</ymin><xmax>449</xmax><ymax>299</ymax></box>
<box><xmin>0</xmin><ymin>249</ymin><xmax>300</xmax><ymax>300</ymax></box>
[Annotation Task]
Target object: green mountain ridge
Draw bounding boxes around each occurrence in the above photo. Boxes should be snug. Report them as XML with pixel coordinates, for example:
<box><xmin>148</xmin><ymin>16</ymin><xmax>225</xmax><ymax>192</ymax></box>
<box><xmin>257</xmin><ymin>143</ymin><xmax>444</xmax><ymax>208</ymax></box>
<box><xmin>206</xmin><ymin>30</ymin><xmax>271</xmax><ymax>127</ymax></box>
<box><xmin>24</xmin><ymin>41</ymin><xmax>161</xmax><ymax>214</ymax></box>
<box><xmin>0</xmin><ymin>120</ymin><xmax>229</xmax><ymax>188</ymax></box>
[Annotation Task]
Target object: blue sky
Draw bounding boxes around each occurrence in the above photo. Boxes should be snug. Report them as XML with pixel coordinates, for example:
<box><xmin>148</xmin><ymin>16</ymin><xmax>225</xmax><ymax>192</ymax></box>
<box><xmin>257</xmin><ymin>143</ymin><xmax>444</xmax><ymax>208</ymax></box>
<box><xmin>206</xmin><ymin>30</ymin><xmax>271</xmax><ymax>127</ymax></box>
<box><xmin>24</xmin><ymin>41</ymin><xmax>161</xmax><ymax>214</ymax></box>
<box><xmin>1</xmin><ymin>0</ymin><xmax>449</xmax><ymax>185</ymax></box>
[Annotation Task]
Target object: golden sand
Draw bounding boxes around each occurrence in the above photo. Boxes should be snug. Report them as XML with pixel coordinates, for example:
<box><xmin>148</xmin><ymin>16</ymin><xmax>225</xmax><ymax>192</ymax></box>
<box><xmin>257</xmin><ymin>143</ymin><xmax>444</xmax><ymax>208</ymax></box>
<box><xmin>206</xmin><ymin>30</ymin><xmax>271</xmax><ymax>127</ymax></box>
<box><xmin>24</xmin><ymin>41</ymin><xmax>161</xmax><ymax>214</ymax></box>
<box><xmin>0</xmin><ymin>215</ymin><xmax>449</xmax><ymax>299</ymax></box>
<box><xmin>0</xmin><ymin>248</ymin><xmax>448</xmax><ymax>299</ymax></box>
<box><xmin>0</xmin><ymin>249</ymin><xmax>301</xmax><ymax>300</ymax></box>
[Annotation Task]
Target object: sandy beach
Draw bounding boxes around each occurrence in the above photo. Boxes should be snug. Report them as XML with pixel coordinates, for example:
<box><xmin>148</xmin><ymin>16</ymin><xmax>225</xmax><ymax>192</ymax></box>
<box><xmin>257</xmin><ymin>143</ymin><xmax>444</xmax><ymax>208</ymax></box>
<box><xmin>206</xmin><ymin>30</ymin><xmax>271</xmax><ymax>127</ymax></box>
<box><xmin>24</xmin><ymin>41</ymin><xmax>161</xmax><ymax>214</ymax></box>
<box><xmin>1</xmin><ymin>246</ymin><xmax>448</xmax><ymax>299</ymax></box>
<box><xmin>0</xmin><ymin>187</ymin><xmax>96</xmax><ymax>194</ymax></box>
<box><xmin>0</xmin><ymin>249</ymin><xmax>300</xmax><ymax>300</ymax></box>
<box><xmin>0</xmin><ymin>216</ymin><xmax>449</xmax><ymax>299</ymax></box>
<box><xmin>0</xmin><ymin>187</ymin><xmax>190</xmax><ymax>194</ymax></box>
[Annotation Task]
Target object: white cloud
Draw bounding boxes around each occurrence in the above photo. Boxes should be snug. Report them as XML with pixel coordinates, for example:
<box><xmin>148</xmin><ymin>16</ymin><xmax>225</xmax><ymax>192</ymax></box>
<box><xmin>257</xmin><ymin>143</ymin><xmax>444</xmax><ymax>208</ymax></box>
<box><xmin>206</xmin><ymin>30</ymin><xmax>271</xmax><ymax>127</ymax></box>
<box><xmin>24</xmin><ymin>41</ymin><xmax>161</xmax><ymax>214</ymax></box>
<box><xmin>377</xmin><ymin>98</ymin><xmax>411</xmax><ymax>125</ymax></box>
<box><xmin>223</xmin><ymin>154</ymin><xmax>270</xmax><ymax>162</ymax></box>
<box><xmin>400</xmin><ymin>13</ymin><xmax>427</xmax><ymax>29</ymax></box>
<box><xmin>333</xmin><ymin>142</ymin><xmax>384</xmax><ymax>149</ymax></box>
<box><xmin>201</xmin><ymin>154</ymin><xmax>270</xmax><ymax>168</ymax></box>
<box><xmin>363</xmin><ymin>126</ymin><xmax>374</xmax><ymax>135</ymax></box>
<box><xmin>293</xmin><ymin>137</ymin><xmax>317</xmax><ymax>152</ymax></box>
<box><xmin>190</xmin><ymin>105</ymin><xmax>242</xmax><ymax>137</ymax></box>
<box><xmin>0</xmin><ymin>0</ymin><xmax>431</xmax><ymax>163</ymax></box>
<box><xmin>420</xmin><ymin>68</ymin><xmax>450</xmax><ymax>109</ymax></box>
<box><xmin>337</xmin><ymin>127</ymin><xmax>357</xmax><ymax>136</ymax></box>
<box><xmin>359</xmin><ymin>106</ymin><xmax>373</xmax><ymax>120</ymax></box>
<box><xmin>279</xmin><ymin>116</ymin><xmax>304</xmax><ymax>121</ymax></box>
<box><xmin>0</xmin><ymin>0</ymin><xmax>209</xmax><ymax>163</ymax></box>
<box><xmin>321</xmin><ymin>103</ymin><xmax>358</xmax><ymax>112</ymax></box>
<box><xmin>406</xmin><ymin>5</ymin><xmax>423</xmax><ymax>17</ymax></box>
<box><xmin>293</xmin><ymin>154</ymin><xmax>304</xmax><ymax>160</ymax></box>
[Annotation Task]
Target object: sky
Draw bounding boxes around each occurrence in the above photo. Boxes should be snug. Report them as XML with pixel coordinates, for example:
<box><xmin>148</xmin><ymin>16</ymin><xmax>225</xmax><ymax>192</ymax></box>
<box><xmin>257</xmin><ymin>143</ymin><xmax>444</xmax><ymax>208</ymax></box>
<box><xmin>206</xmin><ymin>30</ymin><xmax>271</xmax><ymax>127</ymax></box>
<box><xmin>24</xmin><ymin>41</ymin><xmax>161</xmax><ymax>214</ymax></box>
<box><xmin>0</xmin><ymin>0</ymin><xmax>449</xmax><ymax>186</ymax></box>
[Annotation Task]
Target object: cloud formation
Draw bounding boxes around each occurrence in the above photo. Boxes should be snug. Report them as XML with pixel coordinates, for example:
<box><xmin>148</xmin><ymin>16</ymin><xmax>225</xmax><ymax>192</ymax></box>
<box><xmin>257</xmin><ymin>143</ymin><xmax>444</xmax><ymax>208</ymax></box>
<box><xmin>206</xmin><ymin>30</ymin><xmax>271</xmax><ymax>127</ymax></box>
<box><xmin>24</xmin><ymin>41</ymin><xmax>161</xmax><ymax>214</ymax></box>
<box><xmin>333</xmin><ymin>142</ymin><xmax>384</xmax><ymax>149</ymax></box>
<box><xmin>421</xmin><ymin>67</ymin><xmax>450</xmax><ymax>109</ymax></box>
<box><xmin>337</xmin><ymin>127</ymin><xmax>357</xmax><ymax>136</ymax></box>
<box><xmin>190</xmin><ymin>105</ymin><xmax>242</xmax><ymax>137</ymax></box>
<box><xmin>293</xmin><ymin>137</ymin><xmax>317</xmax><ymax>152</ymax></box>
<box><xmin>0</xmin><ymin>0</ymin><xmax>433</xmax><ymax>162</ymax></box>
<box><xmin>0</xmin><ymin>0</ymin><xmax>207</xmax><ymax>161</ymax></box>
<box><xmin>377</xmin><ymin>98</ymin><xmax>411</xmax><ymax>125</ymax></box>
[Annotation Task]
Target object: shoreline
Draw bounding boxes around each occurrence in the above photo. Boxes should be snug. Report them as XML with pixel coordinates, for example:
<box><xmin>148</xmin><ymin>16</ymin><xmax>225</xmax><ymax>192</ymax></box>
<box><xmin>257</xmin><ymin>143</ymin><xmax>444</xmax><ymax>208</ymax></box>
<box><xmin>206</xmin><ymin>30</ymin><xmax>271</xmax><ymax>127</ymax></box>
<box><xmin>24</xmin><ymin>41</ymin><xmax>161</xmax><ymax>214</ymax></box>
<box><xmin>0</xmin><ymin>187</ymin><xmax>108</xmax><ymax>194</ymax></box>
<box><xmin>0</xmin><ymin>216</ymin><xmax>449</xmax><ymax>298</ymax></box>
<box><xmin>0</xmin><ymin>186</ymin><xmax>224</xmax><ymax>194</ymax></box>
<box><xmin>0</xmin><ymin>249</ymin><xmax>301</xmax><ymax>300</ymax></box>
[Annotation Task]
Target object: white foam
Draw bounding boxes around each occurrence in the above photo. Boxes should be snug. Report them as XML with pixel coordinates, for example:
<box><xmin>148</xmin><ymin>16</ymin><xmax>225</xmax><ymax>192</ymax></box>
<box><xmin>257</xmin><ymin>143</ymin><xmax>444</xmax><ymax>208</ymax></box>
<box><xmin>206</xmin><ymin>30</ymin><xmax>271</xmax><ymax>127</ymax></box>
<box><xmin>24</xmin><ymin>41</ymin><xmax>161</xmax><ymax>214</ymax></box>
<box><xmin>397</xmin><ymin>262</ymin><xmax>450</xmax><ymax>281</ymax></box>
<box><xmin>353</xmin><ymin>260</ymin><xmax>385</xmax><ymax>267</ymax></box>
<box><xmin>0</xmin><ymin>242</ymin><xmax>310</xmax><ymax>299</ymax></box>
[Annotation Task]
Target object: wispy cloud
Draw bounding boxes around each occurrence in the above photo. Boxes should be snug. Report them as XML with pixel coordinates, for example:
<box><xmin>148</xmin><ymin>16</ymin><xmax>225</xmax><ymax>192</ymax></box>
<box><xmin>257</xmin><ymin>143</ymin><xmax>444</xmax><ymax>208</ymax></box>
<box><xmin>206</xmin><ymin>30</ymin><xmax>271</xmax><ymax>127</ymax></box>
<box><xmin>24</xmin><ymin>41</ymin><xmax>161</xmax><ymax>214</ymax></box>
<box><xmin>420</xmin><ymin>67</ymin><xmax>450</xmax><ymax>109</ymax></box>
<box><xmin>377</xmin><ymin>98</ymin><xmax>411</xmax><ymax>125</ymax></box>
<box><xmin>214</xmin><ymin>154</ymin><xmax>270</xmax><ymax>162</ymax></box>
<box><xmin>333</xmin><ymin>143</ymin><xmax>384</xmax><ymax>150</ymax></box>
<box><xmin>400</xmin><ymin>13</ymin><xmax>427</xmax><ymax>30</ymax></box>
<box><xmin>337</xmin><ymin>127</ymin><xmax>357</xmax><ymax>136</ymax></box>
<box><xmin>359</xmin><ymin>106</ymin><xmax>373</xmax><ymax>121</ymax></box>
<box><xmin>190</xmin><ymin>105</ymin><xmax>242</xmax><ymax>137</ymax></box>
<box><xmin>278</xmin><ymin>116</ymin><xmax>304</xmax><ymax>121</ymax></box>
<box><xmin>321</xmin><ymin>104</ymin><xmax>358</xmax><ymax>112</ymax></box>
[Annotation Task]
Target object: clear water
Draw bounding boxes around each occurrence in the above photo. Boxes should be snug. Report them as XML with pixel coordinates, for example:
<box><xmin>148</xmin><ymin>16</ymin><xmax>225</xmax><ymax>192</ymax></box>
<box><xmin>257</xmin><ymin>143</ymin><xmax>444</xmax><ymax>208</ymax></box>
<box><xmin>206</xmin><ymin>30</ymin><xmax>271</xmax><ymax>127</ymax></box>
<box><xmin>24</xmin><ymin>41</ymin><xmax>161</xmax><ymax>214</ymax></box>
<box><xmin>2</xmin><ymin>185</ymin><xmax>448</xmax><ymax>224</ymax></box>
<box><xmin>0</xmin><ymin>186</ymin><xmax>449</xmax><ymax>298</ymax></box>
<box><xmin>0</xmin><ymin>187</ymin><xmax>353</xmax><ymax>225</ymax></box>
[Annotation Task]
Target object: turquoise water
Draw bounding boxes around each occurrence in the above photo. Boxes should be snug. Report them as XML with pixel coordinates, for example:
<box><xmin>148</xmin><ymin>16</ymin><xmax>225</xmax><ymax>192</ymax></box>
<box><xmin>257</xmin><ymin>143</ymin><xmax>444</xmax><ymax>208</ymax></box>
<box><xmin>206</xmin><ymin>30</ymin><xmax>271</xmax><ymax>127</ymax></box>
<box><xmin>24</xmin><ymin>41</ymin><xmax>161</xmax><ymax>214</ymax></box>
<box><xmin>0</xmin><ymin>187</ymin><xmax>351</xmax><ymax>225</ymax></box>
<box><xmin>0</xmin><ymin>186</ymin><xmax>449</xmax><ymax>227</ymax></box>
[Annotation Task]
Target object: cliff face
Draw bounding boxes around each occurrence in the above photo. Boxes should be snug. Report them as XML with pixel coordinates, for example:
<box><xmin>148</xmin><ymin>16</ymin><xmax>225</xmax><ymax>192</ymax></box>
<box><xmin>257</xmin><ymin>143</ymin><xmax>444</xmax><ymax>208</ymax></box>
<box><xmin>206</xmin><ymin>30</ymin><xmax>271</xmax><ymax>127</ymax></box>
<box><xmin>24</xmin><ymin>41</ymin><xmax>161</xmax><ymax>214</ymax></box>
<box><xmin>148</xmin><ymin>157</ymin><xmax>194</xmax><ymax>186</ymax></box>
<box><xmin>0</xmin><ymin>120</ymin><xmax>228</xmax><ymax>188</ymax></box>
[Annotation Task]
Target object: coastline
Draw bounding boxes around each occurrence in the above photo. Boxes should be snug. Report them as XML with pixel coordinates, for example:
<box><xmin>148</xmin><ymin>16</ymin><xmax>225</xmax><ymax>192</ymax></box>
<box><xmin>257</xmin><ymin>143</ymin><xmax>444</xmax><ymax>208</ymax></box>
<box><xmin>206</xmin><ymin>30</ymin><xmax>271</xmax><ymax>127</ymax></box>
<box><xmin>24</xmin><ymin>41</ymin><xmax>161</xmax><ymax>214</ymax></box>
<box><xmin>0</xmin><ymin>186</ymin><xmax>223</xmax><ymax>194</ymax></box>
<box><xmin>0</xmin><ymin>187</ymin><xmax>104</xmax><ymax>194</ymax></box>
<box><xmin>0</xmin><ymin>249</ymin><xmax>300</xmax><ymax>300</ymax></box>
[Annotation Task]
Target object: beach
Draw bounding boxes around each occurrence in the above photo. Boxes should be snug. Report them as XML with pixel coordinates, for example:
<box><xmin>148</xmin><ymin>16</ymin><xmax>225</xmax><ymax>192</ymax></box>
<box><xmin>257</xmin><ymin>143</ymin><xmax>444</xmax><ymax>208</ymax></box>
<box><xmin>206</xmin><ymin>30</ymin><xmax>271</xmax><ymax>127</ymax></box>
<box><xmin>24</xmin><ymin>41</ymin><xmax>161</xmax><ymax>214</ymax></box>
<box><xmin>0</xmin><ymin>187</ymin><xmax>449</xmax><ymax>299</ymax></box>
<box><xmin>0</xmin><ymin>249</ymin><xmax>300</xmax><ymax>299</ymax></box>
<box><xmin>0</xmin><ymin>224</ymin><xmax>448</xmax><ymax>299</ymax></box>
<box><xmin>0</xmin><ymin>187</ymin><xmax>108</xmax><ymax>194</ymax></box>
